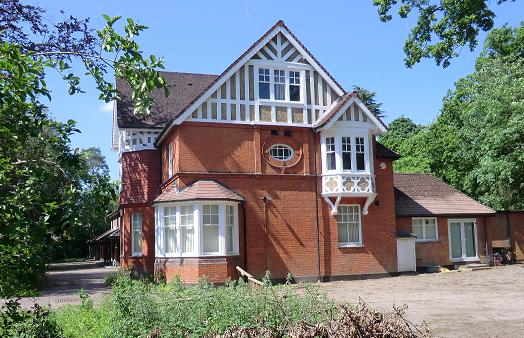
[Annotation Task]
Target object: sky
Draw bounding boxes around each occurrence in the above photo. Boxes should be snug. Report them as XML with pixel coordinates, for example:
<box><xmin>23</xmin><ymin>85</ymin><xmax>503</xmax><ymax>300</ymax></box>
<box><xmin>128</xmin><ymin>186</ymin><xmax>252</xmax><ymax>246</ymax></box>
<box><xmin>34</xmin><ymin>0</ymin><xmax>524</xmax><ymax>180</ymax></box>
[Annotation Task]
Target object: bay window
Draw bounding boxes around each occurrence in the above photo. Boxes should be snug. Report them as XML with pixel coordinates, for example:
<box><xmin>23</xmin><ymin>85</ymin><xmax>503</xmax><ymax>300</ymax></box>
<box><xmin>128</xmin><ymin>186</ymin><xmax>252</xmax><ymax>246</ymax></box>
<box><xmin>131</xmin><ymin>213</ymin><xmax>142</xmax><ymax>256</ymax></box>
<box><xmin>322</xmin><ymin>134</ymin><xmax>369</xmax><ymax>173</ymax></box>
<box><xmin>156</xmin><ymin>202</ymin><xmax>239</xmax><ymax>257</ymax></box>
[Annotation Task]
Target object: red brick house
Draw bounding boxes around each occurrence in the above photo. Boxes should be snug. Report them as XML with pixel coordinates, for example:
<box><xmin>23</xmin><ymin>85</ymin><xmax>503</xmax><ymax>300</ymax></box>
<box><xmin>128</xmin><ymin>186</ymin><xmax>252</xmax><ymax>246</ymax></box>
<box><xmin>111</xmin><ymin>21</ymin><xmax>495</xmax><ymax>283</ymax></box>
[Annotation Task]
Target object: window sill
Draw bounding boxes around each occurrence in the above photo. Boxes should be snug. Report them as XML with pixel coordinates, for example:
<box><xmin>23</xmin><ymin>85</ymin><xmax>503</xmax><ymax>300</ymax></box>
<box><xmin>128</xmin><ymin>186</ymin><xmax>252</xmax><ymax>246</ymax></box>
<box><xmin>415</xmin><ymin>240</ymin><xmax>440</xmax><ymax>244</ymax></box>
<box><xmin>338</xmin><ymin>243</ymin><xmax>363</xmax><ymax>248</ymax></box>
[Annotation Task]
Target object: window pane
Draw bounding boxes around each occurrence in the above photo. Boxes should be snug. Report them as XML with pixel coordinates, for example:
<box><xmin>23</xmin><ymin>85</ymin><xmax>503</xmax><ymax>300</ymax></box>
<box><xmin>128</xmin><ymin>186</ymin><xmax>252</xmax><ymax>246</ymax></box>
<box><xmin>342</xmin><ymin>137</ymin><xmax>351</xmax><ymax>170</ymax></box>
<box><xmin>180</xmin><ymin>206</ymin><xmax>194</xmax><ymax>254</ymax></box>
<box><xmin>338</xmin><ymin>223</ymin><xmax>348</xmax><ymax>243</ymax></box>
<box><xmin>259</xmin><ymin>83</ymin><xmax>269</xmax><ymax>99</ymax></box>
<box><xmin>325</xmin><ymin>137</ymin><xmax>336</xmax><ymax>171</ymax></box>
<box><xmin>289</xmin><ymin>85</ymin><xmax>300</xmax><ymax>101</ymax></box>
<box><xmin>203</xmin><ymin>225</ymin><xmax>219</xmax><ymax>253</ymax></box>
<box><xmin>413</xmin><ymin>225</ymin><xmax>424</xmax><ymax>239</ymax></box>
<box><xmin>165</xmin><ymin>227</ymin><xmax>177</xmax><ymax>254</ymax></box>
<box><xmin>203</xmin><ymin>205</ymin><xmax>219</xmax><ymax>253</ymax></box>
<box><xmin>275</xmin><ymin>83</ymin><xmax>285</xmax><ymax>100</ymax></box>
<box><xmin>226</xmin><ymin>226</ymin><xmax>233</xmax><ymax>252</ymax></box>
<box><xmin>356</xmin><ymin>137</ymin><xmax>365</xmax><ymax>171</ymax></box>
<box><xmin>348</xmin><ymin>223</ymin><xmax>359</xmax><ymax>242</ymax></box>
<box><xmin>226</xmin><ymin>205</ymin><xmax>235</xmax><ymax>253</ymax></box>
<box><xmin>425</xmin><ymin>223</ymin><xmax>437</xmax><ymax>240</ymax></box>
<box><xmin>464</xmin><ymin>222</ymin><xmax>476</xmax><ymax>257</ymax></box>
<box><xmin>450</xmin><ymin>222</ymin><xmax>463</xmax><ymax>259</ymax></box>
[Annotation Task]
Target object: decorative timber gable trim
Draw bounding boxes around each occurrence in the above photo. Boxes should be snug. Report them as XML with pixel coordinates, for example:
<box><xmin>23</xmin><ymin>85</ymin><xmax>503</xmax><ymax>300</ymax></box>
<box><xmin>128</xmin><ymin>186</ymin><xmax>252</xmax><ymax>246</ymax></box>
<box><xmin>314</xmin><ymin>92</ymin><xmax>387</xmax><ymax>133</ymax></box>
<box><xmin>156</xmin><ymin>20</ymin><xmax>345</xmax><ymax>145</ymax></box>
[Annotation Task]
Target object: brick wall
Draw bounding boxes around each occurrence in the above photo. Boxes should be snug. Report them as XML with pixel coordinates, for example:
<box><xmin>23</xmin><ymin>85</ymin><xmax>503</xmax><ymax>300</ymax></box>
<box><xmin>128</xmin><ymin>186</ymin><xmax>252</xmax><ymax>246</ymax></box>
<box><xmin>396</xmin><ymin>216</ymin><xmax>491</xmax><ymax>267</ymax></box>
<box><xmin>159</xmin><ymin>123</ymin><xmax>399</xmax><ymax>281</ymax></box>
<box><xmin>120</xmin><ymin>150</ymin><xmax>161</xmax><ymax>205</ymax></box>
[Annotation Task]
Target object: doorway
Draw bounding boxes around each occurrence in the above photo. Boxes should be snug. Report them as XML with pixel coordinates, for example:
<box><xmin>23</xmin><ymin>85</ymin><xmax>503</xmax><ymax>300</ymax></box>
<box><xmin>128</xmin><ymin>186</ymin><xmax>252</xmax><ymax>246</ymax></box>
<box><xmin>448</xmin><ymin>219</ymin><xmax>478</xmax><ymax>262</ymax></box>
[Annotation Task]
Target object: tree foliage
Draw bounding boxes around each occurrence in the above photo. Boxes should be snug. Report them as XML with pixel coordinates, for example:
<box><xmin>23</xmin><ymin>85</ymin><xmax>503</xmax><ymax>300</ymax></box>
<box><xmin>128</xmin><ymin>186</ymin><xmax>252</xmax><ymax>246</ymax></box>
<box><xmin>0</xmin><ymin>0</ymin><xmax>165</xmax><ymax>296</ymax></box>
<box><xmin>353</xmin><ymin>85</ymin><xmax>385</xmax><ymax>118</ymax></box>
<box><xmin>373</xmin><ymin>0</ymin><xmax>516</xmax><ymax>67</ymax></box>
<box><xmin>381</xmin><ymin>23</ymin><xmax>524</xmax><ymax>210</ymax></box>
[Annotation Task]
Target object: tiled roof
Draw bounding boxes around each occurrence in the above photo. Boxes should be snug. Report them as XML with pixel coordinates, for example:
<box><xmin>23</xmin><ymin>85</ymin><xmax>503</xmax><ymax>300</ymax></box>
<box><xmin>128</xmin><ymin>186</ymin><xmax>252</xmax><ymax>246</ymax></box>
<box><xmin>154</xmin><ymin>180</ymin><xmax>244</xmax><ymax>203</ymax></box>
<box><xmin>376</xmin><ymin>142</ymin><xmax>400</xmax><ymax>159</ymax></box>
<box><xmin>394</xmin><ymin>173</ymin><xmax>494</xmax><ymax>216</ymax></box>
<box><xmin>116</xmin><ymin>72</ymin><xmax>218</xmax><ymax>128</ymax></box>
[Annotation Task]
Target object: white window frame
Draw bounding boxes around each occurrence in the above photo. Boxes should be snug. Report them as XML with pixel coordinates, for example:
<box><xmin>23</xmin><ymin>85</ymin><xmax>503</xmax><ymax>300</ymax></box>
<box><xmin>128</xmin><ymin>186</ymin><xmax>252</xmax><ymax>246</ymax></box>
<box><xmin>336</xmin><ymin>204</ymin><xmax>363</xmax><ymax>247</ymax></box>
<box><xmin>256</xmin><ymin>67</ymin><xmax>304</xmax><ymax>103</ymax></box>
<box><xmin>325</xmin><ymin>136</ymin><xmax>336</xmax><ymax>172</ymax></box>
<box><xmin>168</xmin><ymin>143</ymin><xmax>173</xmax><ymax>178</ymax></box>
<box><xmin>320</xmin><ymin>128</ymin><xmax>371</xmax><ymax>175</ymax></box>
<box><xmin>131</xmin><ymin>213</ymin><xmax>142</xmax><ymax>257</ymax></box>
<box><xmin>154</xmin><ymin>201</ymin><xmax>240</xmax><ymax>258</ymax></box>
<box><xmin>412</xmin><ymin>217</ymin><xmax>439</xmax><ymax>242</ymax></box>
<box><xmin>268</xmin><ymin>144</ymin><xmax>294</xmax><ymax>161</ymax></box>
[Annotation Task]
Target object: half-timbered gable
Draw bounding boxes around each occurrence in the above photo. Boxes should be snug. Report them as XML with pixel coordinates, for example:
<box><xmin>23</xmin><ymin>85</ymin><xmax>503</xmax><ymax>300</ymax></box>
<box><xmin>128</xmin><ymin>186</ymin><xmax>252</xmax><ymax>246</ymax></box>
<box><xmin>157</xmin><ymin>21</ymin><xmax>344</xmax><ymax>145</ymax></box>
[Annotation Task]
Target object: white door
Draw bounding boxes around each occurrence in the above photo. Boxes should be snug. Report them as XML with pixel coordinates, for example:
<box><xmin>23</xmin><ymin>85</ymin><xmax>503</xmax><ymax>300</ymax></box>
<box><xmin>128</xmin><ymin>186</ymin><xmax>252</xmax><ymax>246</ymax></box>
<box><xmin>397</xmin><ymin>238</ymin><xmax>416</xmax><ymax>272</ymax></box>
<box><xmin>448</xmin><ymin>219</ymin><xmax>478</xmax><ymax>262</ymax></box>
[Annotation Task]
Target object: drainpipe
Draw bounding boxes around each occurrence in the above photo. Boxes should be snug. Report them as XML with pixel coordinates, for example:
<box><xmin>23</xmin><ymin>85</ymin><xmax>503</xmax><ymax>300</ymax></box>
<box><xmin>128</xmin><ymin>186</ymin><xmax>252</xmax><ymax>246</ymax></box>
<box><xmin>313</xmin><ymin>130</ymin><xmax>322</xmax><ymax>283</ymax></box>
<box><xmin>242</xmin><ymin>201</ymin><xmax>248</xmax><ymax>271</ymax></box>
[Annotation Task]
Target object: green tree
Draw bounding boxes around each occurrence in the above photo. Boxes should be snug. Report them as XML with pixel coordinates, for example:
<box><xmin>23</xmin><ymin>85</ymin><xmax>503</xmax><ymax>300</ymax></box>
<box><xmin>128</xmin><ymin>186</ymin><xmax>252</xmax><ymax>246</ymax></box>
<box><xmin>0</xmin><ymin>0</ymin><xmax>166</xmax><ymax>296</ymax></box>
<box><xmin>379</xmin><ymin>116</ymin><xmax>431</xmax><ymax>173</ymax></box>
<box><xmin>373</xmin><ymin>0</ymin><xmax>516</xmax><ymax>67</ymax></box>
<box><xmin>353</xmin><ymin>86</ymin><xmax>385</xmax><ymax>118</ymax></box>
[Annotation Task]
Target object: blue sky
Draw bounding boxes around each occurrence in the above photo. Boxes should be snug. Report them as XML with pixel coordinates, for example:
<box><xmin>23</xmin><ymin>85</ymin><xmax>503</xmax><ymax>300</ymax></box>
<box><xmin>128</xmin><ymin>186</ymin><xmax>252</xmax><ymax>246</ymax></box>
<box><xmin>36</xmin><ymin>0</ymin><xmax>524</xmax><ymax>179</ymax></box>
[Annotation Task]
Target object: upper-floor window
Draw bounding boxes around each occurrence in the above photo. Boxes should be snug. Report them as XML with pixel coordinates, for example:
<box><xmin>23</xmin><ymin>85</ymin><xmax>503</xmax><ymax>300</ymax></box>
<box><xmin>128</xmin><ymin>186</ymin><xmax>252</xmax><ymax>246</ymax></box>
<box><xmin>168</xmin><ymin>143</ymin><xmax>173</xmax><ymax>178</ymax></box>
<box><xmin>257</xmin><ymin>67</ymin><xmax>302</xmax><ymax>102</ymax></box>
<box><xmin>274</xmin><ymin>70</ymin><xmax>285</xmax><ymax>100</ymax></box>
<box><xmin>289</xmin><ymin>71</ymin><xmax>300</xmax><ymax>101</ymax></box>
<box><xmin>342</xmin><ymin>137</ymin><xmax>351</xmax><ymax>171</ymax></box>
<box><xmin>258</xmin><ymin>68</ymin><xmax>270</xmax><ymax>99</ymax></box>
<box><xmin>322</xmin><ymin>135</ymin><xmax>369</xmax><ymax>173</ymax></box>
<box><xmin>131</xmin><ymin>213</ymin><xmax>142</xmax><ymax>256</ymax></box>
<box><xmin>325</xmin><ymin>137</ymin><xmax>336</xmax><ymax>171</ymax></box>
<box><xmin>356</xmin><ymin>137</ymin><xmax>365</xmax><ymax>171</ymax></box>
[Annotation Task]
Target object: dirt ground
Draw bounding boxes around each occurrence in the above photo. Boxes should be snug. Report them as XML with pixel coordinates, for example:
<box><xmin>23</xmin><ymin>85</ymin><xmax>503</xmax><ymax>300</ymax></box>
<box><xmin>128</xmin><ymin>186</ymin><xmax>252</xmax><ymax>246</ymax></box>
<box><xmin>319</xmin><ymin>264</ymin><xmax>524</xmax><ymax>338</ymax></box>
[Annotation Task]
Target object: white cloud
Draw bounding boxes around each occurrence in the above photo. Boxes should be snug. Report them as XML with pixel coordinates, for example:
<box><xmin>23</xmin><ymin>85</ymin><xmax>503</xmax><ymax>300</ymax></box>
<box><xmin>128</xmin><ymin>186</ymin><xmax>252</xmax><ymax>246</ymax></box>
<box><xmin>99</xmin><ymin>101</ymin><xmax>114</xmax><ymax>113</ymax></box>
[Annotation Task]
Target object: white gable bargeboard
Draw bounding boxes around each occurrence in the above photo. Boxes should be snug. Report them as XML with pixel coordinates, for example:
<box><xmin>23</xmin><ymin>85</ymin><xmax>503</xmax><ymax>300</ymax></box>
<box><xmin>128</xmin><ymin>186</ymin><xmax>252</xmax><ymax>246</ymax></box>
<box><xmin>163</xmin><ymin>22</ymin><xmax>344</xmax><ymax>139</ymax></box>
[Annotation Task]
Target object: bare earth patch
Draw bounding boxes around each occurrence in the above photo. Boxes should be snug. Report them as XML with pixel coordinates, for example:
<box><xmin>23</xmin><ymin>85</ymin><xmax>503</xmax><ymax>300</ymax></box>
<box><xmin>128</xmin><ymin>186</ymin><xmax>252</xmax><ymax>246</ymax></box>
<box><xmin>319</xmin><ymin>264</ymin><xmax>524</xmax><ymax>337</ymax></box>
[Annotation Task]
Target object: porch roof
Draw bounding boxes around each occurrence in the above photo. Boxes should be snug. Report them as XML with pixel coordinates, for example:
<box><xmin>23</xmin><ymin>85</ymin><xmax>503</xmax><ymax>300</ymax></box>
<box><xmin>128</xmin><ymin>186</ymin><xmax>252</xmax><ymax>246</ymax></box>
<box><xmin>154</xmin><ymin>180</ymin><xmax>244</xmax><ymax>203</ymax></box>
<box><xmin>394</xmin><ymin>173</ymin><xmax>495</xmax><ymax>216</ymax></box>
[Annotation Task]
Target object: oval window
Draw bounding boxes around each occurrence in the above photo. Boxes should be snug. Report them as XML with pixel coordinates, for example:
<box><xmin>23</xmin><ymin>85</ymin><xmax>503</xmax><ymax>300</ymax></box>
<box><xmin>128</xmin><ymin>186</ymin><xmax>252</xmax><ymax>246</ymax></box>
<box><xmin>269</xmin><ymin>144</ymin><xmax>294</xmax><ymax>161</ymax></box>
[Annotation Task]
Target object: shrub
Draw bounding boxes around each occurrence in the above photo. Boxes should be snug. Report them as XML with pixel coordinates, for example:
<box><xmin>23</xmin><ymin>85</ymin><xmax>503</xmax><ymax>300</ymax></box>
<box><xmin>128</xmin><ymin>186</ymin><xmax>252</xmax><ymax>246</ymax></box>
<box><xmin>0</xmin><ymin>299</ymin><xmax>62</xmax><ymax>338</ymax></box>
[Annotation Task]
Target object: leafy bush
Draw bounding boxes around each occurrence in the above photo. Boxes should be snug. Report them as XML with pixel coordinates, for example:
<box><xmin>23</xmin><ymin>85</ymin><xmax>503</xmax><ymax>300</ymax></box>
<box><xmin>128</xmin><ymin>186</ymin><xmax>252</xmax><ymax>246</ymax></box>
<box><xmin>0</xmin><ymin>299</ymin><xmax>62</xmax><ymax>338</ymax></box>
<box><xmin>54</xmin><ymin>273</ymin><xmax>337</xmax><ymax>337</ymax></box>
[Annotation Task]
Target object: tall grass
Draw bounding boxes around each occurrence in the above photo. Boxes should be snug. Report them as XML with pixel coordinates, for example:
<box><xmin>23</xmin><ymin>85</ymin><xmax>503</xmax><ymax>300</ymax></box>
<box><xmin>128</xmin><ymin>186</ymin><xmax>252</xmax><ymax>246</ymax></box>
<box><xmin>53</xmin><ymin>273</ymin><xmax>337</xmax><ymax>337</ymax></box>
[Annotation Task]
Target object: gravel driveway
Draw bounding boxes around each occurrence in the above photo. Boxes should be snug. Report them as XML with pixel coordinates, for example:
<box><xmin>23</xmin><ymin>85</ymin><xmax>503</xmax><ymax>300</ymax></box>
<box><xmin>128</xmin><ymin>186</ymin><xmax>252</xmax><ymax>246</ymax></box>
<box><xmin>319</xmin><ymin>264</ymin><xmax>524</xmax><ymax>338</ymax></box>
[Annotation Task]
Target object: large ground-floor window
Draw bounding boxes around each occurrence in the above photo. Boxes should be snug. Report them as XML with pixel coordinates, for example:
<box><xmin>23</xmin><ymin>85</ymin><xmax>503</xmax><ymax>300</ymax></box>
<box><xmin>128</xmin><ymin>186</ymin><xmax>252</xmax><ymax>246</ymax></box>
<box><xmin>155</xmin><ymin>201</ymin><xmax>239</xmax><ymax>257</ymax></box>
